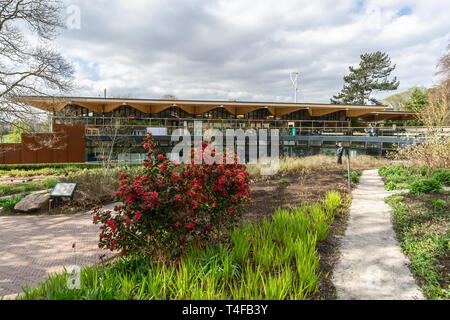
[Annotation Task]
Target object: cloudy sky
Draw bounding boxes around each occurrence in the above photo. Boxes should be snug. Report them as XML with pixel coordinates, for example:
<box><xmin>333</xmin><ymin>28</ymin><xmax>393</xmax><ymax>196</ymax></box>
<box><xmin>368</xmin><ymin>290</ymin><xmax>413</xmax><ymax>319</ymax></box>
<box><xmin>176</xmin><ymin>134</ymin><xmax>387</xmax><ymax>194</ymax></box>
<box><xmin>57</xmin><ymin>0</ymin><xmax>450</xmax><ymax>103</ymax></box>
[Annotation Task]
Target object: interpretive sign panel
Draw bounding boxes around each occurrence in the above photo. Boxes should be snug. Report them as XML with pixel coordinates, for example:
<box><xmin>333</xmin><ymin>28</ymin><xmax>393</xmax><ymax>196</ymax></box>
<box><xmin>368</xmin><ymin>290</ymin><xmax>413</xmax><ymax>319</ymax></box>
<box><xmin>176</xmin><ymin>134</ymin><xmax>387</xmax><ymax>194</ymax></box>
<box><xmin>50</xmin><ymin>182</ymin><xmax>77</xmax><ymax>198</ymax></box>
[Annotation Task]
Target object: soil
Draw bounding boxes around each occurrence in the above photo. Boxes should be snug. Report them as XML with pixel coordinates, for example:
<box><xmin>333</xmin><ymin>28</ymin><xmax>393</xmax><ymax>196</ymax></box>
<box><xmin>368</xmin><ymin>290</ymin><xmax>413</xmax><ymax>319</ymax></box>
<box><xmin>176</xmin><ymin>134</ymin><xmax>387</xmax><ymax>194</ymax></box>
<box><xmin>241</xmin><ymin>167</ymin><xmax>356</xmax><ymax>300</ymax></box>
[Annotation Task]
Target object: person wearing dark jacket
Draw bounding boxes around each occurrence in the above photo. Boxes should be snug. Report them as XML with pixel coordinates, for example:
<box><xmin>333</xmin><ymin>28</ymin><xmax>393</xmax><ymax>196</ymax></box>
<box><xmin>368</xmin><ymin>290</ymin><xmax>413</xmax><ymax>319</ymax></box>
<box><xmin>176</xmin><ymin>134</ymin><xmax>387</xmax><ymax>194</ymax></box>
<box><xmin>336</xmin><ymin>142</ymin><xmax>344</xmax><ymax>164</ymax></box>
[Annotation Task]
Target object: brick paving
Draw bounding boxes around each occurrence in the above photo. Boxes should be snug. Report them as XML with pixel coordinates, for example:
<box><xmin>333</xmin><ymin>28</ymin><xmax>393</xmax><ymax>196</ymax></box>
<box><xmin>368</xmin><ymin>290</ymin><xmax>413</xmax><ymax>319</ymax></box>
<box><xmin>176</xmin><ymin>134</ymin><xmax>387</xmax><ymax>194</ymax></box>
<box><xmin>0</xmin><ymin>204</ymin><xmax>119</xmax><ymax>298</ymax></box>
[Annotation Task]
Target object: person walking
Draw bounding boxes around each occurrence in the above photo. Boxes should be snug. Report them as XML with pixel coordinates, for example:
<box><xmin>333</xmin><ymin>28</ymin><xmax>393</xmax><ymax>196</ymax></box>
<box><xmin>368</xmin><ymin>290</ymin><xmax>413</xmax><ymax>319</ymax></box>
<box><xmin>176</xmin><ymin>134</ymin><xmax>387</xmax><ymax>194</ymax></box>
<box><xmin>336</xmin><ymin>142</ymin><xmax>344</xmax><ymax>165</ymax></box>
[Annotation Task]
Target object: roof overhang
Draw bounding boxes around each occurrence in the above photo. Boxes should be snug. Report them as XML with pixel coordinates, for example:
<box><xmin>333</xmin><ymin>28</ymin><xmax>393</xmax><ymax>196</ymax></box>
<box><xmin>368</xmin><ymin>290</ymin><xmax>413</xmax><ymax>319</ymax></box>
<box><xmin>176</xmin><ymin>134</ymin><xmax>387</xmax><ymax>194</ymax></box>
<box><xmin>15</xmin><ymin>96</ymin><xmax>387</xmax><ymax>118</ymax></box>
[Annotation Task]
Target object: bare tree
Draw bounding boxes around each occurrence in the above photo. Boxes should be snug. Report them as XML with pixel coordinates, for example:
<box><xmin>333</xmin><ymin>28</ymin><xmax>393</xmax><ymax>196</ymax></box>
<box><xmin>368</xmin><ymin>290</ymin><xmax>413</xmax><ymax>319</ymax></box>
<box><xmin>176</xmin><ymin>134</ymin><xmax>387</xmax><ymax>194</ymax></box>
<box><xmin>0</xmin><ymin>0</ymin><xmax>74</xmax><ymax>129</ymax></box>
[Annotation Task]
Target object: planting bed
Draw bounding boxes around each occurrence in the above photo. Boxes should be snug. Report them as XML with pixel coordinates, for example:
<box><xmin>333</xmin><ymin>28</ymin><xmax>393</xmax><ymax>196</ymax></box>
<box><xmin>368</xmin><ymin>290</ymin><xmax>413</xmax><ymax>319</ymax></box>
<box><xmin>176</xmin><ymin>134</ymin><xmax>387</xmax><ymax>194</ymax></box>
<box><xmin>242</xmin><ymin>168</ymin><xmax>354</xmax><ymax>299</ymax></box>
<box><xmin>386</xmin><ymin>192</ymin><xmax>449</xmax><ymax>299</ymax></box>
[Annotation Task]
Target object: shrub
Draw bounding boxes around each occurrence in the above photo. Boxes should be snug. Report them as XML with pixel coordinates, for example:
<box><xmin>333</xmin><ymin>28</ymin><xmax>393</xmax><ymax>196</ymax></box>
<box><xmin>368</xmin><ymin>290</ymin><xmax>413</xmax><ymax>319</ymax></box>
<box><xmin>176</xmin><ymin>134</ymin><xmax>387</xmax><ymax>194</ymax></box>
<box><xmin>93</xmin><ymin>133</ymin><xmax>251</xmax><ymax>258</ymax></box>
<box><xmin>409</xmin><ymin>178</ymin><xmax>443</xmax><ymax>195</ymax></box>
<box><xmin>430</xmin><ymin>168</ymin><xmax>450</xmax><ymax>186</ymax></box>
<box><xmin>394</xmin><ymin>137</ymin><xmax>450</xmax><ymax>169</ymax></box>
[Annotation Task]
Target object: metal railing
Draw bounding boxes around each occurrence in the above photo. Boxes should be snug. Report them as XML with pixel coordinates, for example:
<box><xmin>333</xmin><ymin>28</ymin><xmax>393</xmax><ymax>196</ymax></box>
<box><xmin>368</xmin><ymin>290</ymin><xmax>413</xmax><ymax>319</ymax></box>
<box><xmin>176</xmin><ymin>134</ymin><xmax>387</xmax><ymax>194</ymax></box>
<box><xmin>51</xmin><ymin>116</ymin><xmax>450</xmax><ymax>138</ymax></box>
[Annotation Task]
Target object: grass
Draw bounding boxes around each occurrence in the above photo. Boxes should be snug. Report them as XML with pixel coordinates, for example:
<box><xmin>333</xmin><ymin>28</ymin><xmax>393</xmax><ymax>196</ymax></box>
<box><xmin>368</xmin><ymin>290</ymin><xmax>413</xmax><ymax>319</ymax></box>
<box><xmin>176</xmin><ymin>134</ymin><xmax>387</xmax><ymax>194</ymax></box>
<box><xmin>385</xmin><ymin>190</ymin><xmax>449</xmax><ymax>299</ymax></box>
<box><xmin>14</xmin><ymin>191</ymin><xmax>343</xmax><ymax>300</ymax></box>
<box><xmin>247</xmin><ymin>155</ymin><xmax>390</xmax><ymax>177</ymax></box>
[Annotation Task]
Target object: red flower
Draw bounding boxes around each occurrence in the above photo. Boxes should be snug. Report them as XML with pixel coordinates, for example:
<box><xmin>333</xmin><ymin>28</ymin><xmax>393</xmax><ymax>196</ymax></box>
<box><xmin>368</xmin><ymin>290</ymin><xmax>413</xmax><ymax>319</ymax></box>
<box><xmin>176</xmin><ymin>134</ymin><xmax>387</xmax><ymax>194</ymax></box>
<box><xmin>135</xmin><ymin>211</ymin><xmax>142</xmax><ymax>220</ymax></box>
<box><xmin>150</xmin><ymin>191</ymin><xmax>158</xmax><ymax>200</ymax></box>
<box><xmin>157</xmin><ymin>154</ymin><xmax>164</xmax><ymax>160</ymax></box>
<box><xmin>175</xmin><ymin>194</ymin><xmax>182</xmax><ymax>201</ymax></box>
<box><xmin>174</xmin><ymin>221</ymin><xmax>181</xmax><ymax>227</ymax></box>
<box><xmin>206</xmin><ymin>224</ymin><xmax>211</xmax><ymax>230</ymax></box>
<box><xmin>185</xmin><ymin>221</ymin><xmax>196</xmax><ymax>229</ymax></box>
<box><xmin>120</xmin><ymin>172</ymin><xmax>126</xmax><ymax>179</ymax></box>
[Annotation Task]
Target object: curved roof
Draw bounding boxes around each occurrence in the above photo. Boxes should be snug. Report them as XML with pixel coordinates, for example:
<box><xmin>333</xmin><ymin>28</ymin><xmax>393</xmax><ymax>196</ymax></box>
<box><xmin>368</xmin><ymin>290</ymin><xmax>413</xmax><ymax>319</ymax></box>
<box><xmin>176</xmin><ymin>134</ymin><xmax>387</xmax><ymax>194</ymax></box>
<box><xmin>16</xmin><ymin>96</ymin><xmax>417</xmax><ymax>120</ymax></box>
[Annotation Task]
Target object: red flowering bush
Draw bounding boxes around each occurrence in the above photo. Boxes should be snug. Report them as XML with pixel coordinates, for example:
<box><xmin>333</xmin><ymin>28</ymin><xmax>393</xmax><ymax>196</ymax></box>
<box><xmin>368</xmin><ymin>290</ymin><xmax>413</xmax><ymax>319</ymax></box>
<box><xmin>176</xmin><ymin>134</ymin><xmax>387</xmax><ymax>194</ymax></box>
<box><xmin>93</xmin><ymin>133</ymin><xmax>251</xmax><ymax>257</ymax></box>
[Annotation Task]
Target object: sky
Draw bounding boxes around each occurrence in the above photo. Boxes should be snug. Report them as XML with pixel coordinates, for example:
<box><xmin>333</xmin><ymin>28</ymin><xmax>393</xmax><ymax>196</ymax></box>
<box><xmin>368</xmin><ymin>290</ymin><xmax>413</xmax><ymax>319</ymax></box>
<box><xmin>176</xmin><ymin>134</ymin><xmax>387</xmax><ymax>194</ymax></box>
<box><xmin>55</xmin><ymin>0</ymin><xmax>450</xmax><ymax>104</ymax></box>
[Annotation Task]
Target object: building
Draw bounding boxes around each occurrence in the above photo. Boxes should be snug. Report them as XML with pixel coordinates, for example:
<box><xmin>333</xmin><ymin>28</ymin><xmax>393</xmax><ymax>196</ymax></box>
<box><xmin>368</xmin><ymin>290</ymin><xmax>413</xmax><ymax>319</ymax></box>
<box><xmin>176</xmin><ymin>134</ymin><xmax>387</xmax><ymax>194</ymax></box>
<box><xmin>5</xmin><ymin>96</ymin><xmax>419</xmax><ymax>164</ymax></box>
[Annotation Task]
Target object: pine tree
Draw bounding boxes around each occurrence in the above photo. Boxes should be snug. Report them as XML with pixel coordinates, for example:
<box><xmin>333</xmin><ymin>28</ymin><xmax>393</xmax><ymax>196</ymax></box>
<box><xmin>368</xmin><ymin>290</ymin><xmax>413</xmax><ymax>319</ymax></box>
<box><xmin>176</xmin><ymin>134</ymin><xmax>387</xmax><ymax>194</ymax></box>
<box><xmin>331</xmin><ymin>51</ymin><xmax>399</xmax><ymax>105</ymax></box>
<box><xmin>404</xmin><ymin>88</ymin><xmax>427</xmax><ymax>112</ymax></box>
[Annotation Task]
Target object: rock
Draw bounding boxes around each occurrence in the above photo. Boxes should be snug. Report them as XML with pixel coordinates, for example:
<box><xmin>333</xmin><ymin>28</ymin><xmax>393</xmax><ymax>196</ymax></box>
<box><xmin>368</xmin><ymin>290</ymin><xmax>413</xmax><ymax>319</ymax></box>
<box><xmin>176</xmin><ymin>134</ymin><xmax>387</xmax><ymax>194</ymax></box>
<box><xmin>14</xmin><ymin>193</ymin><xmax>50</xmax><ymax>212</ymax></box>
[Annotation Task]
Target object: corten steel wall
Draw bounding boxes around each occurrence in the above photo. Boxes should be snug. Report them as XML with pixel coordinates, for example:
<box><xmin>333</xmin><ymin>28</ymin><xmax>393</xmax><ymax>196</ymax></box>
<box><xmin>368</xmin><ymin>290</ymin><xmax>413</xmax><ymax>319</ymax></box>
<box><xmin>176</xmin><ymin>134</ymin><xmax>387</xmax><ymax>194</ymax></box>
<box><xmin>0</xmin><ymin>124</ymin><xmax>85</xmax><ymax>164</ymax></box>
<box><xmin>0</xmin><ymin>143</ymin><xmax>21</xmax><ymax>164</ymax></box>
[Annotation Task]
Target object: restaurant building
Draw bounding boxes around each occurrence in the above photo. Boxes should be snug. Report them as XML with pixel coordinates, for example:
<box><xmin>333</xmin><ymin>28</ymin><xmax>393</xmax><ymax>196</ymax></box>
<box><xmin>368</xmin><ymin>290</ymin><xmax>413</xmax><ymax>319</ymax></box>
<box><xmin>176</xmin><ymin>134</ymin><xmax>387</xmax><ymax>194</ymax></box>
<box><xmin>2</xmin><ymin>96</ymin><xmax>419</xmax><ymax>164</ymax></box>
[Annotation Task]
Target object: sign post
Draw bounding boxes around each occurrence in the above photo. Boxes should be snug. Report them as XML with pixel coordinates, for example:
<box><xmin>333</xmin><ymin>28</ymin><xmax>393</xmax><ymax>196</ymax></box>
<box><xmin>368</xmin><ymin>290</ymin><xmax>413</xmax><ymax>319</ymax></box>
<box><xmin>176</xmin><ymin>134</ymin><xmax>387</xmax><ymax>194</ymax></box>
<box><xmin>50</xmin><ymin>182</ymin><xmax>78</xmax><ymax>207</ymax></box>
<box><xmin>347</xmin><ymin>148</ymin><xmax>351</xmax><ymax>191</ymax></box>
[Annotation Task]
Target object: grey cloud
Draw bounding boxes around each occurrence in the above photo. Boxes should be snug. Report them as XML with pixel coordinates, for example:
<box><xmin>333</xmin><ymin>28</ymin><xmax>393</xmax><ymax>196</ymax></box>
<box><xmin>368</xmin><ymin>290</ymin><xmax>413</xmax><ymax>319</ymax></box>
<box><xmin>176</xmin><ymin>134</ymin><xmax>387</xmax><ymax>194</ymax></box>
<box><xmin>58</xmin><ymin>0</ymin><xmax>450</xmax><ymax>103</ymax></box>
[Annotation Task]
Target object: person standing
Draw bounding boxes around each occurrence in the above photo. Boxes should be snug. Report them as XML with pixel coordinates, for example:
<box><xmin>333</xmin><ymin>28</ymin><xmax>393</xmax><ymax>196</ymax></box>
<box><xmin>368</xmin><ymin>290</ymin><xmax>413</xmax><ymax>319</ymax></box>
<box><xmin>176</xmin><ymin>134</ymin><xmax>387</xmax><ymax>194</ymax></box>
<box><xmin>336</xmin><ymin>142</ymin><xmax>344</xmax><ymax>165</ymax></box>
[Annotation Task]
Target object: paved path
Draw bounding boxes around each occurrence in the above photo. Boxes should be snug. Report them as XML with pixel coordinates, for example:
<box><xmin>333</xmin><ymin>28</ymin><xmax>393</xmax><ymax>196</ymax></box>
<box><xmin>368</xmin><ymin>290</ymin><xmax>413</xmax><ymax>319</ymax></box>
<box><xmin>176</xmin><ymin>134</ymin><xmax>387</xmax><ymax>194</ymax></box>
<box><xmin>332</xmin><ymin>169</ymin><xmax>424</xmax><ymax>300</ymax></box>
<box><xmin>0</xmin><ymin>203</ymin><xmax>119</xmax><ymax>298</ymax></box>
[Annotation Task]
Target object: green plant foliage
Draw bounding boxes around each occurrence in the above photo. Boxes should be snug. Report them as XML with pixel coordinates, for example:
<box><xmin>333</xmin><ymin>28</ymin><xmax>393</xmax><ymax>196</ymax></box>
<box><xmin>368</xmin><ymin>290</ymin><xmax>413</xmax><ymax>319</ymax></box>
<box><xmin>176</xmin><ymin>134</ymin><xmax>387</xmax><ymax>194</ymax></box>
<box><xmin>385</xmin><ymin>193</ymin><xmax>449</xmax><ymax>299</ymax></box>
<box><xmin>0</xmin><ymin>183</ymin><xmax>40</xmax><ymax>196</ymax></box>
<box><xmin>343</xmin><ymin>170</ymin><xmax>360</xmax><ymax>183</ymax></box>
<box><xmin>410</xmin><ymin>179</ymin><xmax>443</xmax><ymax>195</ymax></box>
<box><xmin>0</xmin><ymin>192</ymin><xmax>30</xmax><ymax>210</ymax></box>
<box><xmin>40</xmin><ymin>178</ymin><xmax>59</xmax><ymax>189</ymax></box>
<box><xmin>379</xmin><ymin>165</ymin><xmax>424</xmax><ymax>190</ymax></box>
<box><xmin>430</xmin><ymin>169</ymin><xmax>450</xmax><ymax>186</ymax></box>
<box><xmin>16</xmin><ymin>191</ymin><xmax>343</xmax><ymax>300</ymax></box>
<box><xmin>431</xmin><ymin>199</ymin><xmax>446</xmax><ymax>211</ymax></box>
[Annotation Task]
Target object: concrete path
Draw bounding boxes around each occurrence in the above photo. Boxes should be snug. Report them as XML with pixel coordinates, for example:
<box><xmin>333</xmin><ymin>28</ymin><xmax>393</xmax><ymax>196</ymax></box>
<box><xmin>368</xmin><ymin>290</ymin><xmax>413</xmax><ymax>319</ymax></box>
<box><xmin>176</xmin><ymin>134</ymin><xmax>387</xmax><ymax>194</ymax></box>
<box><xmin>332</xmin><ymin>169</ymin><xmax>424</xmax><ymax>300</ymax></box>
<box><xmin>0</xmin><ymin>204</ymin><xmax>119</xmax><ymax>298</ymax></box>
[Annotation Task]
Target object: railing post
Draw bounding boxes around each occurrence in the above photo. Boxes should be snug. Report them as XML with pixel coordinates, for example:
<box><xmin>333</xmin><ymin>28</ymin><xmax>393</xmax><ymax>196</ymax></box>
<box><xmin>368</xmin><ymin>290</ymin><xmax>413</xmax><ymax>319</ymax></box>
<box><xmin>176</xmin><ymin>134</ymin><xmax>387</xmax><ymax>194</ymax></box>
<box><xmin>347</xmin><ymin>147</ymin><xmax>351</xmax><ymax>191</ymax></box>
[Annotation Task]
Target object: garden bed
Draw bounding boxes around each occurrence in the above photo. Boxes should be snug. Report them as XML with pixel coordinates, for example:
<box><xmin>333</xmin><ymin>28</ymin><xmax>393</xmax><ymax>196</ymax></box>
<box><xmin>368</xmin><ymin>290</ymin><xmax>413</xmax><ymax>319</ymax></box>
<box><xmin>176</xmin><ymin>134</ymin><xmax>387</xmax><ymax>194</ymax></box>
<box><xmin>381</xmin><ymin>164</ymin><xmax>450</xmax><ymax>300</ymax></box>
<box><xmin>242</xmin><ymin>168</ymin><xmax>353</xmax><ymax>300</ymax></box>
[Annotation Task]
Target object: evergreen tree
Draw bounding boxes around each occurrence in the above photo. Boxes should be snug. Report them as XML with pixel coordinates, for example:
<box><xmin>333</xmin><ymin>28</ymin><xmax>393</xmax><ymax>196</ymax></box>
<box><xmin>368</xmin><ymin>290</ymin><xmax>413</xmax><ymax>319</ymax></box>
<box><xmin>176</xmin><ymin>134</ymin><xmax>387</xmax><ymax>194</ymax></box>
<box><xmin>404</xmin><ymin>88</ymin><xmax>427</xmax><ymax>112</ymax></box>
<box><xmin>331</xmin><ymin>51</ymin><xmax>399</xmax><ymax>105</ymax></box>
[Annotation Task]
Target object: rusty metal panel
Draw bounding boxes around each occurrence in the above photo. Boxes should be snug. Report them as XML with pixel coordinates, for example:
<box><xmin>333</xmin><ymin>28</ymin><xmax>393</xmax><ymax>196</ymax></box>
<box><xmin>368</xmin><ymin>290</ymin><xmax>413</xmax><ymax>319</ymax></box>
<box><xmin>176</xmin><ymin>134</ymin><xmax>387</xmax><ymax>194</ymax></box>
<box><xmin>0</xmin><ymin>143</ymin><xmax>22</xmax><ymax>164</ymax></box>
<box><xmin>21</xmin><ymin>135</ymin><xmax>38</xmax><ymax>164</ymax></box>
<box><xmin>65</xmin><ymin>125</ymin><xmax>86</xmax><ymax>163</ymax></box>
<box><xmin>0</xmin><ymin>124</ymin><xmax>85</xmax><ymax>164</ymax></box>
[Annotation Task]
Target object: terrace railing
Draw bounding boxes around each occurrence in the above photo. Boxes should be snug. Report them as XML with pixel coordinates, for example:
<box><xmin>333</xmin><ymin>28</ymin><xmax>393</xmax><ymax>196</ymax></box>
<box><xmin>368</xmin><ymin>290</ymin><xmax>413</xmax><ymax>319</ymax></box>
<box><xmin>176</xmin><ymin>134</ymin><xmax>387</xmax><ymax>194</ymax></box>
<box><xmin>51</xmin><ymin>116</ymin><xmax>450</xmax><ymax>139</ymax></box>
